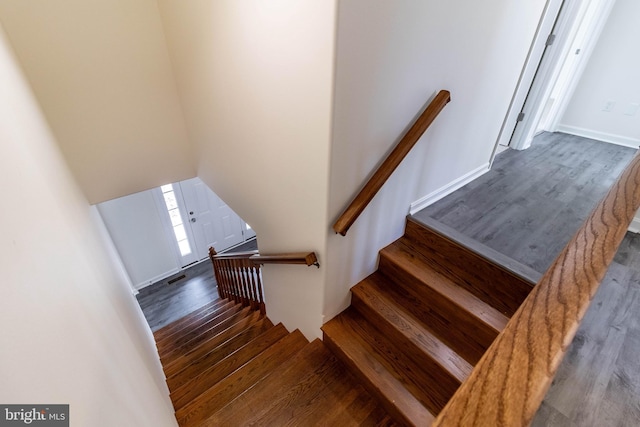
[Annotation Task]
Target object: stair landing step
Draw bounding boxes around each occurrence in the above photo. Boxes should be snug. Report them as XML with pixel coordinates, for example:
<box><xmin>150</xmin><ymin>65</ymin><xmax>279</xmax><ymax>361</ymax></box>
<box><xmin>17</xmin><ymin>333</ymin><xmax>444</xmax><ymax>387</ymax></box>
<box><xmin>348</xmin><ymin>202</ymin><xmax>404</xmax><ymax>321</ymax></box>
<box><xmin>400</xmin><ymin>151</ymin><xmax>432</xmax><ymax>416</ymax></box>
<box><xmin>404</xmin><ymin>216</ymin><xmax>535</xmax><ymax>316</ymax></box>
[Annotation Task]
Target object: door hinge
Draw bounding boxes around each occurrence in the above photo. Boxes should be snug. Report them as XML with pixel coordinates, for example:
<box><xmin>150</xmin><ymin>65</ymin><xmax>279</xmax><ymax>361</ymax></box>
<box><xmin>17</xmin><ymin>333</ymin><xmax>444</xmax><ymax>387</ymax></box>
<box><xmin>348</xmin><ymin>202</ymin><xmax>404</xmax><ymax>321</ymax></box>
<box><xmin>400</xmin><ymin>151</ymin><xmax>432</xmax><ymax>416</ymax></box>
<box><xmin>546</xmin><ymin>33</ymin><xmax>556</xmax><ymax>47</ymax></box>
<box><xmin>517</xmin><ymin>112</ymin><xmax>525</xmax><ymax>122</ymax></box>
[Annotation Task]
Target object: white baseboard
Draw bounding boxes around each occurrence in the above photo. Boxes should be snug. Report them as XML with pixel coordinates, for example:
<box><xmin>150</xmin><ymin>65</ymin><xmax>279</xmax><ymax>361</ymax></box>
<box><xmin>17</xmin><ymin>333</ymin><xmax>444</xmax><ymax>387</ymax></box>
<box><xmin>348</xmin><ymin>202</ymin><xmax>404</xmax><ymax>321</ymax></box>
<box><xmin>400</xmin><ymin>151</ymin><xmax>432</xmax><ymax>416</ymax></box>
<box><xmin>410</xmin><ymin>163</ymin><xmax>491</xmax><ymax>215</ymax></box>
<box><xmin>134</xmin><ymin>267</ymin><xmax>181</xmax><ymax>291</ymax></box>
<box><xmin>629</xmin><ymin>217</ymin><xmax>640</xmax><ymax>234</ymax></box>
<box><xmin>556</xmin><ymin>125</ymin><xmax>640</xmax><ymax>149</ymax></box>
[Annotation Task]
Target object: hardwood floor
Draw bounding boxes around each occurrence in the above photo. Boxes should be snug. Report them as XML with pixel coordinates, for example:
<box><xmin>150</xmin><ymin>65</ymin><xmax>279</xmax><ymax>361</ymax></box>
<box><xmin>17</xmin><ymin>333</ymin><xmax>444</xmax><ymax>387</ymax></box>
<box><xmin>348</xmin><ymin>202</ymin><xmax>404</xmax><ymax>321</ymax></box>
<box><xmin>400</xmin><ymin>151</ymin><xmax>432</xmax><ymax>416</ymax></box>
<box><xmin>415</xmin><ymin>132</ymin><xmax>636</xmax><ymax>273</ymax></box>
<box><xmin>414</xmin><ymin>132</ymin><xmax>640</xmax><ymax>426</ymax></box>
<box><xmin>137</xmin><ymin>238</ymin><xmax>258</xmax><ymax>331</ymax></box>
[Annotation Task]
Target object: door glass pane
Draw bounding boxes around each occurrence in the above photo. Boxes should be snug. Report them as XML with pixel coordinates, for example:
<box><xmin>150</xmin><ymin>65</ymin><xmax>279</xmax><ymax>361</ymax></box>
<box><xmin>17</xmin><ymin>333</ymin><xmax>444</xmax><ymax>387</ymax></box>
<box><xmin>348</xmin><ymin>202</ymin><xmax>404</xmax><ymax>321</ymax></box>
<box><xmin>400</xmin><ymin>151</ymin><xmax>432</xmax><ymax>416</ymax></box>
<box><xmin>177</xmin><ymin>239</ymin><xmax>192</xmax><ymax>256</ymax></box>
<box><xmin>173</xmin><ymin>224</ymin><xmax>187</xmax><ymax>241</ymax></box>
<box><xmin>163</xmin><ymin>192</ymin><xmax>178</xmax><ymax>210</ymax></box>
<box><xmin>169</xmin><ymin>209</ymin><xmax>183</xmax><ymax>227</ymax></box>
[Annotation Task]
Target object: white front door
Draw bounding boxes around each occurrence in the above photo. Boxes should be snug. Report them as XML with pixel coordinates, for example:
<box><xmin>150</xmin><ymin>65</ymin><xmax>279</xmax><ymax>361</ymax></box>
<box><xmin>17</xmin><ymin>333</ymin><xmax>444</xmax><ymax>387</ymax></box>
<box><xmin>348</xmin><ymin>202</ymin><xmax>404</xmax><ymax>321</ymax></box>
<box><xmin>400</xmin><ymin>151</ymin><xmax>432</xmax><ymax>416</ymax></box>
<box><xmin>179</xmin><ymin>178</ymin><xmax>245</xmax><ymax>259</ymax></box>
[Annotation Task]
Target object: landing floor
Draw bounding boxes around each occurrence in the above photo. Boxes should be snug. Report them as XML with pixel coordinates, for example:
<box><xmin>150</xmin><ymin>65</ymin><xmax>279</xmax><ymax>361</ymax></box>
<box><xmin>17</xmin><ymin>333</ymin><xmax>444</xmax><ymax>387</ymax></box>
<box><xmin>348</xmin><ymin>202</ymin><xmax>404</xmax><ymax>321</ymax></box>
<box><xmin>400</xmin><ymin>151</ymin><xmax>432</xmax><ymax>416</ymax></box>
<box><xmin>137</xmin><ymin>238</ymin><xmax>258</xmax><ymax>331</ymax></box>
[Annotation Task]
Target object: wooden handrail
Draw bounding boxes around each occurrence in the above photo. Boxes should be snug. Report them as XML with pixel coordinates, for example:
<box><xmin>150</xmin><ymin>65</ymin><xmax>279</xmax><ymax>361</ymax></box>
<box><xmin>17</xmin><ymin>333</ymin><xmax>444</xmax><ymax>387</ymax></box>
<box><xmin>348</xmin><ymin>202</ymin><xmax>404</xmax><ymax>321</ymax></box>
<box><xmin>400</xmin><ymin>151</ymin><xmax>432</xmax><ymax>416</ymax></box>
<box><xmin>333</xmin><ymin>90</ymin><xmax>451</xmax><ymax>236</ymax></box>
<box><xmin>211</xmin><ymin>250</ymin><xmax>259</xmax><ymax>259</ymax></box>
<box><xmin>433</xmin><ymin>152</ymin><xmax>640</xmax><ymax>426</ymax></box>
<box><xmin>250</xmin><ymin>252</ymin><xmax>319</xmax><ymax>268</ymax></box>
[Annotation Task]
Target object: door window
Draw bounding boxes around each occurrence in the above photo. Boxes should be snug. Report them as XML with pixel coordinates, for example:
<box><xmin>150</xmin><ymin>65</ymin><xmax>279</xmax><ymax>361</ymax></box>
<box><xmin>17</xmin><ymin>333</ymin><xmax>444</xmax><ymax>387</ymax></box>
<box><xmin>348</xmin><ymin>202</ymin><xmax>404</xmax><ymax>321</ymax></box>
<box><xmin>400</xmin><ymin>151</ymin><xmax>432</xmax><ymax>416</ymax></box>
<box><xmin>160</xmin><ymin>184</ymin><xmax>192</xmax><ymax>256</ymax></box>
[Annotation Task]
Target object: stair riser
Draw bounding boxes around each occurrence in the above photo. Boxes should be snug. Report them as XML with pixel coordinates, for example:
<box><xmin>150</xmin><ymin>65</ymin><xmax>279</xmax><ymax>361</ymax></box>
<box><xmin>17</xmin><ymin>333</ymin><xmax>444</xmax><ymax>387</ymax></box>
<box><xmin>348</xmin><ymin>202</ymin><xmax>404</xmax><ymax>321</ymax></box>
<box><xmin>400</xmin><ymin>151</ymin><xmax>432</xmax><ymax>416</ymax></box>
<box><xmin>154</xmin><ymin>299</ymin><xmax>232</xmax><ymax>343</ymax></box>
<box><xmin>351</xmin><ymin>291</ymin><xmax>464</xmax><ymax>400</ymax></box>
<box><xmin>160</xmin><ymin>308</ymin><xmax>251</xmax><ymax>364</ymax></box>
<box><xmin>378</xmin><ymin>253</ymin><xmax>498</xmax><ymax>364</ymax></box>
<box><xmin>323</xmin><ymin>332</ymin><xmax>417</xmax><ymax>427</ymax></box>
<box><xmin>163</xmin><ymin>312</ymin><xmax>264</xmax><ymax>376</ymax></box>
<box><xmin>166</xmin><ymin>319</ymin><xmax>275</xmax><ymax>389</ymax></box>
<box><xmin>156</xmin><ymin>305</ymin><xmax>241</xmax><ymax>353</ymax></box>
<box><xmin>170</xmin><ymin>324</ymin><xmax>290</xmax><ymax>410</ymax></box>
<box><xmin>404</xmin><ymin>219</ymin><xmax>532</xmax><ymax>316</ymax></box>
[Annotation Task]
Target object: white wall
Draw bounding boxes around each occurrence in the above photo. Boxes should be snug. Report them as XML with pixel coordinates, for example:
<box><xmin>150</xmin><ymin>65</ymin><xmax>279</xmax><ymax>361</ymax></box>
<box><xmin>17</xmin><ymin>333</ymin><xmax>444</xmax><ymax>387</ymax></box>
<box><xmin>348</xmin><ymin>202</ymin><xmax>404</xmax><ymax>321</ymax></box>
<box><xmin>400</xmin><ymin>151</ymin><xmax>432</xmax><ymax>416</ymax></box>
<box><xmin>157</xmin><ymin>0</ymin><xmax>336</xmax><ymax>339</ymax></box>
<box><xmin>0</xmin><ymin>0</ymin><xmax>195</xmax><ymax>204</ymax></box>
<box><xmin>98</xmin><ymin>189</ymin><xmax>180</xmax><ymax>290</ymax></box>
<box><xmin>324</xmin><ymin>0</ymin><xmax>549</xmax><ymax>321</ymax></box>
<box><xmin>559</xmin><ymin>0</ymin><xmax>640</xmax><ymax>146</ymax></box>
<box><xmin>0</xmin><ymin>25</ymin><xmax>176</xmax><ymax>426</ymax></box>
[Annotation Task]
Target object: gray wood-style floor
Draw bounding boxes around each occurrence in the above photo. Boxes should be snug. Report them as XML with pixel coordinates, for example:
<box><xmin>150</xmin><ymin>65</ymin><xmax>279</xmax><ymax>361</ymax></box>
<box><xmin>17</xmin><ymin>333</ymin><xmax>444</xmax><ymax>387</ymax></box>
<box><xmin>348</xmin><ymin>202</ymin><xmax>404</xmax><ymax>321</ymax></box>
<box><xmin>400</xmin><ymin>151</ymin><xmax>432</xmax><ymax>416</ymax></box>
<box><xmin>414</xmin><ymin>132</ymin><xmax>640</xmax><ymax>426</ymax></box>
<box><xmin>136</xmin><ymin>238</ymin><xmax>258</xmax><ymax>331</ymax></box>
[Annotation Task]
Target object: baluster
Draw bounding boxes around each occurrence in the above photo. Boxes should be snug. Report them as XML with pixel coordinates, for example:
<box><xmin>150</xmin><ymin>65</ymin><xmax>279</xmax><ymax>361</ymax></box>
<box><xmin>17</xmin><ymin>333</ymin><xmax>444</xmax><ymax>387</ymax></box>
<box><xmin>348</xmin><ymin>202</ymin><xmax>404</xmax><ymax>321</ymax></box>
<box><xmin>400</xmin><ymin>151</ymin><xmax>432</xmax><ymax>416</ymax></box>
<box><xmin>255</xmin><ymin>264</ymin><xmax>265</xmax><ymax>314</ymax></box>
<box><xmin>245</xmin><ymin>259</ymin><xmax>258</xmax><ymax>311</ymax></box>
<box><xmin>232</xmin><ymin>258</ymin><xmax>245</xmax><ymax>305</ymax></box>
<box><xmin>212</xmin><ymin>259</ymin><xmax>225</xmax><ymax>299</ymax></box>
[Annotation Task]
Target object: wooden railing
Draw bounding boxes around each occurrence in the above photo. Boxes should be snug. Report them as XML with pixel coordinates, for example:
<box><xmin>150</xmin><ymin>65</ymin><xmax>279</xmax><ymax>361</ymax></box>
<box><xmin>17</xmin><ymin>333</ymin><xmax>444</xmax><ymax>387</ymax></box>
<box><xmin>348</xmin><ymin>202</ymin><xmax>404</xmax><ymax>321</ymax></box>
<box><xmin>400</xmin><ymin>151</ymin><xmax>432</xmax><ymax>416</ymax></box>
<box><xmin>433</xmin><ymin>152</ymin><xmax>640</xmax><ymax>426</ymax></box>
<box><xmin>209</xmin><ymin>248</ymin><xmax>265</xmax><ymax>314</ymax></box>
<box><xmin>333</xmin><ymin>90</ymin><xmax>451</xmax><ymax>236</ymax></box>
<box><xmin>209</xmin><ymin>248</ymin><xmax>320</xmax><ymax>315</ymax></box>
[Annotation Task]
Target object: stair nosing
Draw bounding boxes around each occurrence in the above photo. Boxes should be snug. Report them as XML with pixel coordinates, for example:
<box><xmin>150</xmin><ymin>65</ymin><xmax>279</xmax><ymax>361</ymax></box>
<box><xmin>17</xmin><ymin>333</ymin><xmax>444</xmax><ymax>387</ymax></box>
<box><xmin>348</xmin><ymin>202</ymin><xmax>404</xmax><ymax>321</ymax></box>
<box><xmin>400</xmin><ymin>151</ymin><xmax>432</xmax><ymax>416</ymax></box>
<box><xmin>407</xmin><ymin>215</ymin><xmax>541</xmax><ymax>285</ymax></box>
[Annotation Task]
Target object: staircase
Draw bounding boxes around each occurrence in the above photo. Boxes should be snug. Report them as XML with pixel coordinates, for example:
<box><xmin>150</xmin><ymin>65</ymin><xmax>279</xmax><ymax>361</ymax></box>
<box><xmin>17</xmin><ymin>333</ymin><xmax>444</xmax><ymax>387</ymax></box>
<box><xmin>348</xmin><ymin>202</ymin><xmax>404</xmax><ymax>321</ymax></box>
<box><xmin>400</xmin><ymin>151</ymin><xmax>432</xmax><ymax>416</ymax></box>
<box><xmin>322</xmin><ymin>216</ymin><xmax>536</xmax><ymax>425</ymax></box>
<box><xmin>155</xmin><ymin>215</ymin><xmax>536</xmax><ymax>426</ymax></box>
<box><xmin>155</xmin><ymin>298</ymin><xmax>395</xmax><ymax>426</ymax></box>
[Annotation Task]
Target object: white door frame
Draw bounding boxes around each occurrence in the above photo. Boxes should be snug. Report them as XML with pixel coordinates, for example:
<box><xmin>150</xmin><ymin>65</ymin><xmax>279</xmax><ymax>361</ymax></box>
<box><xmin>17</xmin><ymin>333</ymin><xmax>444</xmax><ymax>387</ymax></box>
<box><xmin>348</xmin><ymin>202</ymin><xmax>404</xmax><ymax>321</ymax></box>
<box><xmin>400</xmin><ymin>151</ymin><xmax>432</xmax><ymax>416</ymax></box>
<box><xmin>536</xmin><ymin>0</ymin><xmax>617</xmax><ymax>135</ymax></box>
<box><xmin>492</xmin><ymin>0</ymin><xmax>565</xmax><ymax>154</ymax></box>
<box><xmin>492</xmin><ymin>0</ymin><xmax>616</xmax><ymax>156</ymax></box>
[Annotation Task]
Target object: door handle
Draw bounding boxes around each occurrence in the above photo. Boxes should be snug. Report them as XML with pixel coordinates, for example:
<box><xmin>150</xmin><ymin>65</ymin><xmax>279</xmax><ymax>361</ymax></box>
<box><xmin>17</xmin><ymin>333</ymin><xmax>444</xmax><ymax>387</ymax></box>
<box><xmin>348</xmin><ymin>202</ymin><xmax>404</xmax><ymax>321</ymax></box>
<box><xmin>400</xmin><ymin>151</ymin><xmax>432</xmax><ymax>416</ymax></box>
<box><xmin>191</xmin><ymin>218</ymin><xmax>196</xmax><ymax>223</ymax></box>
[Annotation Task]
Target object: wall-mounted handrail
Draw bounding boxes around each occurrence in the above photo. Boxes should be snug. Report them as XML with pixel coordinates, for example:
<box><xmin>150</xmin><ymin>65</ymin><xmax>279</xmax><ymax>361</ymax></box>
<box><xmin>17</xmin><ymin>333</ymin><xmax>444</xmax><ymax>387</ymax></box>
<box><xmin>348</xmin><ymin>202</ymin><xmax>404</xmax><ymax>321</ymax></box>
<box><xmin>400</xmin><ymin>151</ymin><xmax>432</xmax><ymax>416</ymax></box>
<box><xmin>333</xmin><ymin>90</ymin><xmax>451</xmax><ymax>236</ymax></box>
<box><xmin>251</xmin><ymin>252</ymin><xmax>319</xmax><ymax>268</ymax></box>
<box><xmin>433</xmin><ymin>152</ymin><xmax>640</xmax><ymax>426</ymax></box>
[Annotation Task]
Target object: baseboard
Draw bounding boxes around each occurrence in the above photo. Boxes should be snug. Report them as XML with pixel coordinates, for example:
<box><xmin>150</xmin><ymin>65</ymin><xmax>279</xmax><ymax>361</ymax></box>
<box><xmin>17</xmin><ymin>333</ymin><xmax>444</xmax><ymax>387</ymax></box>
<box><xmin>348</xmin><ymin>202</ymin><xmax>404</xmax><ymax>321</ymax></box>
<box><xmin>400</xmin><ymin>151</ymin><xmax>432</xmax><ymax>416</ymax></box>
<box><xmin>410</xmin><ymin>163</ymin><xmax>491</xmax><ymax>215</ymax></box>
<box><xmin>629</xmin><ymin>217</ymin><xmax>640</xmax><ymax>234</ymax></box>
<box><xmin>556</xmin><ymin>125</ymin><xmax>640</xmax><ymax>149</ymax></box>
<box><xmin>134</xmin><ymin>267</ymin><xmax>181</xmax><ymax>291</ymax></box>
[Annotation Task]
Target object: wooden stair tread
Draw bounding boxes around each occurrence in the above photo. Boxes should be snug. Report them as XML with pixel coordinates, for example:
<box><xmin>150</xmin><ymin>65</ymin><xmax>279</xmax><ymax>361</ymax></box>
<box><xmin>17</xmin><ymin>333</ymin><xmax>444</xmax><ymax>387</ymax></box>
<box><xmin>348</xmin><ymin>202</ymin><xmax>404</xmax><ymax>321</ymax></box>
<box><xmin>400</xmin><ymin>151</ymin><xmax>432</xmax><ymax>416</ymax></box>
<box><xmin>352</xmin><ymin>275</ymin><xmax>473</xmax><ymax>383</ymax></box>
<box><xmin>333</xmin><ymin>308</ymin><xmax>455</xmax><ymax>413</ymax></box>
<box><xmin>379</xmin><ymin>240</ymin><xmax>508</xmax><ymax>364</ymax></box>
<box><xmin>170</xmin><ymin>323</ymin><xmax>290</xmax><ymax>409</ymax></box>
<box><xmin>175</xmin><ymin>329</ymin><xmax>309</xmax><ymax>427</ymax></box>
<box><xmin>403</xmin><ymin>217</ymin><xmax>533</xmax><ymax>316</ymax></box>
<box><xmin>153</xmin><ymin>298</ymin><xmax>227</xmax><ymax>342</ymax></box>
<box><xmin>157</xmin><ymin>303</ymin><xmax>242</xmax><ymax>355</ymax></box>
<box><xmin>163</xmin><ymin>310</ymin><xmax>266</xmax><ymax>376</ymax></box>
<box><xmin>382</xmin><ymin>240</ymin><xmax>508</xmax><ymax>332</ymax></box>
<box><xmin>322</xmin><ymin>311</ymin><xmax>436</xmax><ymax>426</ymax></box>
<box><xmin>161</xmin><ymin>306</ymin><xmax>253</xmax><ymax>365</ymax></box>
<box><xmin>202</xmin><ymin>339</ymin><xmax>388</xmax><ymax>426</ymax></box>
<box><xmin>166</xmin><ymin>319</ymin><xmax>279</xmax><ymax>389</ymax></box>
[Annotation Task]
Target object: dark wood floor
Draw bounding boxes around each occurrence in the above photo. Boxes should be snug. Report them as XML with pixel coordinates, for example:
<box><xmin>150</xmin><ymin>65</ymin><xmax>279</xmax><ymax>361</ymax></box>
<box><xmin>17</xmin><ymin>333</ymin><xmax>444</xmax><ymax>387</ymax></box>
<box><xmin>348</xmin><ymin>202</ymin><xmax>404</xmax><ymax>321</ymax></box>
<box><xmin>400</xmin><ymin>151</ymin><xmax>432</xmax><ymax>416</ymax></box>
<box><xmin>414</xmin><ymin>132</ymin><xmax>640</xmax><ymax>426</ymax></box>
<box><xmin>415</xmin><ymin>132</ymin><xmax>636</xmax><ymax>273</ymax></box>
<box><xmin>137</xmin><ymin>238</ymin><xmax>258</xmax><ymax>331</ymax></box>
